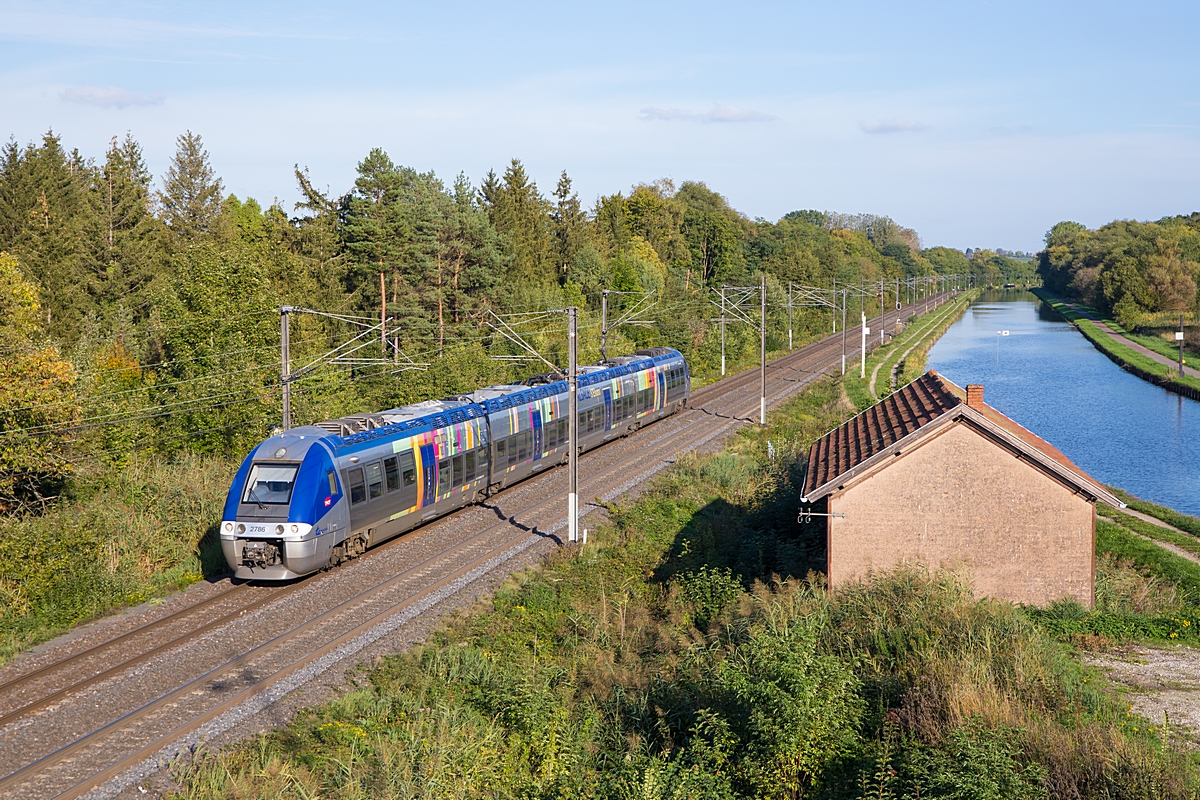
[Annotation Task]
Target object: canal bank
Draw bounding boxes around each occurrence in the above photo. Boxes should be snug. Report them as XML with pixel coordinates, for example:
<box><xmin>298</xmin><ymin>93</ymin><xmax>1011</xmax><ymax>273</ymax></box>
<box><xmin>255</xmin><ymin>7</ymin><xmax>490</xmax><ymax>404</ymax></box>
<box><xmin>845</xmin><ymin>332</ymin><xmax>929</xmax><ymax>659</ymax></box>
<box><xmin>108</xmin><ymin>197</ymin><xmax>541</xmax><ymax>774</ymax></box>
<box><xmin>927</xmin><ymin>289</ymin><xmax>1200</xmax><ymax>517</ymax></box>
<box><xmin>1033</xmin><ymin>288</ymin><xmax>1200</xmax><ymax>402</ymax></box>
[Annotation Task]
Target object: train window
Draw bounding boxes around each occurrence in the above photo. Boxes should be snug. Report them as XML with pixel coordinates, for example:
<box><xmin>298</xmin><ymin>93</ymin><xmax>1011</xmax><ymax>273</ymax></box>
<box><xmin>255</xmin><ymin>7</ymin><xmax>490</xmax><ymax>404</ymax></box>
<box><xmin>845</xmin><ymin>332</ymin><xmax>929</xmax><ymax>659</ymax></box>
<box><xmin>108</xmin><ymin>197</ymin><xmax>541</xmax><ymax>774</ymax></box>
<box><xmin>400</xmin><ymin>452</ymin><xmax>417</xmax><ymax>487</ymax></box>
<box><xmin>347</xmin><ymin>467</ymin><xmax>366</xmax><ymax>505</ymax></box>
<box><xmin>366</xmin><ymin>462</ymin><xmax>384</xmax><ymax>499</ymax></box>
<box><xmin>517</xmin><ymin>432</ymin><xmax>529</xmax><ymax>461</ymax></box>
<box><xmin>496</xmin><ymin>439</ymin><xmax>506</xmax><ymax>464</ymax></box>
<box><xmin>465</xmin><ymin>450</ymin><xmax>476</xmax><ymax>479</ymax></box>
<box><xmin>327</xmin><ymin>470</ymin><xmax>337</xmax><ymax>496</ymax></box>
<box><xmin>507</xmin><ymin>437</ymin><xmax>518</xmax><ymax>467</ymax></box>
<box><xmin>383</xmin><ymin>457</ymin><xmax>400</xmax><ymax>492</ymax></box>
<box><xmin>452</xmin><ymin>454</ymin><xmax>464</xmax><ymax>487</ymax></box>
<box><xmin>243</xmin><ymin>464</ymin><xmax>299</xmax><ymax>505</ymax></box>
<box><xmin>437</xmin><ymin>459</ymin><xmax>451</xmax><ymax>494</ymax></box>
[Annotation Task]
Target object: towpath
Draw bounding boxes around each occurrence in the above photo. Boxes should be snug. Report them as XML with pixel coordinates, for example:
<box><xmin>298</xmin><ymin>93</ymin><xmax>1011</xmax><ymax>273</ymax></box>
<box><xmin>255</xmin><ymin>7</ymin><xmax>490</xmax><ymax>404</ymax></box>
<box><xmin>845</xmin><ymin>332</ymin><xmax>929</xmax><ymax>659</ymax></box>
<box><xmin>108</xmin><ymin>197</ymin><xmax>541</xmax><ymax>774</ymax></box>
<box><xmin>1061</xmin><ymin>301</ymin><xmax>1200</xmax><ymax>381</ymax></box>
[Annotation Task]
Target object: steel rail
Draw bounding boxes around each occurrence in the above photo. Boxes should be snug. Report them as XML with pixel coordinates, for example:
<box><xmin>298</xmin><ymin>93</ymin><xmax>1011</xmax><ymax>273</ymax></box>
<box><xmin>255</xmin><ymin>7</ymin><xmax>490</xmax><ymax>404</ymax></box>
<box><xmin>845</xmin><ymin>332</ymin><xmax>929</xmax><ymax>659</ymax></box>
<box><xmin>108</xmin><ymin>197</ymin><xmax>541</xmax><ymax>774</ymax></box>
<box><xmin>1</xmin><ymin>294</ymin><xmax>953</xmax><ymax>798</ymax></box>
<box><xmin>38</xmin><ymin>321</ymin><xmax>852</xmax><ymax>799</ymax></box>
<box><xmin>0</xmin><ymin>291</ymin><xmax>945</xmax><ymax>736</ymax></box>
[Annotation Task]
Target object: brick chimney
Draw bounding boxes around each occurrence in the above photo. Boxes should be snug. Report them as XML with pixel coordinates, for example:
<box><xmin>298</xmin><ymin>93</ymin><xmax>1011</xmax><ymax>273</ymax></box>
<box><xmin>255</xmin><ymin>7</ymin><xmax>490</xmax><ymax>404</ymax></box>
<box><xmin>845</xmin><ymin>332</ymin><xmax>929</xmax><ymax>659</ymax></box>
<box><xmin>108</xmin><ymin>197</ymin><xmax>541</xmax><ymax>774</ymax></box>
<box><xmin>966</xmin><ymin>384</ymin><xmax>985</xmax><ymax>409</ymax></box>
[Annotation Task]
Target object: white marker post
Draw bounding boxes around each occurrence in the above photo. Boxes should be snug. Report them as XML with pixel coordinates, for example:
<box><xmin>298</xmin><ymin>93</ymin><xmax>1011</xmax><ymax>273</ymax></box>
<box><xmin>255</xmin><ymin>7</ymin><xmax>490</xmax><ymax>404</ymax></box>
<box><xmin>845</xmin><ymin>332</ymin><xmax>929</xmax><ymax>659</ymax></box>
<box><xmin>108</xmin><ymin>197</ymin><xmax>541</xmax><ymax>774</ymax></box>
<box><xmin>861</xmin><ymin>313</ymin><xmax>869</xmax><ymax>378</ymax></box>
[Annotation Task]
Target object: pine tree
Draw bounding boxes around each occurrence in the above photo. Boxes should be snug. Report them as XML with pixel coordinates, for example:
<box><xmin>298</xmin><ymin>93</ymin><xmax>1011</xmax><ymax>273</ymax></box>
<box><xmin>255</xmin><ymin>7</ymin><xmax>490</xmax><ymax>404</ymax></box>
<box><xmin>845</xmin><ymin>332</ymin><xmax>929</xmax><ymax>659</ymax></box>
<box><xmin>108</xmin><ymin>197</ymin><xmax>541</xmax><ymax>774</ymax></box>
<box><xmin>0</xmin><ymin>131</ymin><xmax>95</xmax><ymax>341</ymax></box>
<box><xmin>158</xmin><ymin>131</ymin><xmax>224</xmax><ymax>242</ymax></box>
<box><xmin>551</xmin><ymin>171</ymin><xmax>588</xmax><ymax>278</ymax></box>
<box><xmin>84</xmin><ymin>134</ymin><xmax>160</xmax><ymax>318</ymax></box>
<box><xmin>482</xmin><ymin>159</ymin><xmax>551</xmax><ymax>284</ymax></box>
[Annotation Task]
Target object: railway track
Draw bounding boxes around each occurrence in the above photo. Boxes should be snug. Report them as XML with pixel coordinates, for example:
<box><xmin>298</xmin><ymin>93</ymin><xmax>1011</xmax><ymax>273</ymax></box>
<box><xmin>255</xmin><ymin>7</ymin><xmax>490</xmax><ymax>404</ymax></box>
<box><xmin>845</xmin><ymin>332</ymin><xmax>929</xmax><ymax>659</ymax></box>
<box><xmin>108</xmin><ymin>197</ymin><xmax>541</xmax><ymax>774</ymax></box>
<box><xmin>0</xmin><ymin>294</ymin><xmax>956</xmax><ymax>799</ymax></box>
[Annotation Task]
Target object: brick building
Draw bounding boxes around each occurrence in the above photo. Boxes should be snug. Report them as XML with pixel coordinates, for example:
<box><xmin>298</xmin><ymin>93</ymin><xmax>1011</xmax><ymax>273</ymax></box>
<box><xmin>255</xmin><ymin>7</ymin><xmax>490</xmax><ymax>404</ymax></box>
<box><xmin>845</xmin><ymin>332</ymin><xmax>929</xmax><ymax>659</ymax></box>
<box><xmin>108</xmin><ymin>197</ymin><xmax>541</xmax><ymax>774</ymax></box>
<box><xmin>801</xmin><ymin>371</ymin><xmax>1123</xmax><ymax>607</ymax></box>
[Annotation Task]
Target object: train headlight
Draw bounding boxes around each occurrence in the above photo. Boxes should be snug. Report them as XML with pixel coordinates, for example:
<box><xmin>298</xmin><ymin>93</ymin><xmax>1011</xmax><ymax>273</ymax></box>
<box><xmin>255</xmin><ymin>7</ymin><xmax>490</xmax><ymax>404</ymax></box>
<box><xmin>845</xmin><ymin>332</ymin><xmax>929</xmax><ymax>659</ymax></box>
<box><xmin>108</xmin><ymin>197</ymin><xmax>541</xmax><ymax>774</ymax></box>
<box><xmin>275</xmin><ymin>524</ymin><xmax>285</xmax><ymax>534</ymax></box>
<box><xmin>236</xmin><ymin>524</ymin><xmax>246</xmax><ymax>534</ymax></box>
<box><xmin>224</xmin><ymin>522</ymin><xmax>233</xmax><ymax>533</ymax></box>
<box><xmin>290</xmin><ymin>524</ymin><xmax>299</xmax><ymax>534</ymax></box>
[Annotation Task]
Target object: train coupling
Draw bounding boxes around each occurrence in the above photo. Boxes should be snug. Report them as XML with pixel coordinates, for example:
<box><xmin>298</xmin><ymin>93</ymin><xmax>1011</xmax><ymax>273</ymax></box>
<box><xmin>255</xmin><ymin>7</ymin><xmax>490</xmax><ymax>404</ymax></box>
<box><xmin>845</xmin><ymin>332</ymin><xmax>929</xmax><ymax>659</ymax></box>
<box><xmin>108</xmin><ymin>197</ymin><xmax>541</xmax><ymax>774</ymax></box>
<box><xmin>241</xmin><ymin>540</ymin><xmax>282</xmax><ymax>569</ymax></box>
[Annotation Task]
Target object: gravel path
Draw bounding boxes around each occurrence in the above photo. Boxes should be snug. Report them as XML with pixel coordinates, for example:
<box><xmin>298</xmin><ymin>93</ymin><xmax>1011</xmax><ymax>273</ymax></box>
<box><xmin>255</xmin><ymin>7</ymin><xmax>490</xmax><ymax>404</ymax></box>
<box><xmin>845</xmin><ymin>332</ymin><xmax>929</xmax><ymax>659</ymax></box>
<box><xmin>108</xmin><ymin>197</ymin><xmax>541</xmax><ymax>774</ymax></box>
<box><xmin>1086</xmin><ymin>645</ymin><xmax>1200</xmax><ymax>748</ymax></box>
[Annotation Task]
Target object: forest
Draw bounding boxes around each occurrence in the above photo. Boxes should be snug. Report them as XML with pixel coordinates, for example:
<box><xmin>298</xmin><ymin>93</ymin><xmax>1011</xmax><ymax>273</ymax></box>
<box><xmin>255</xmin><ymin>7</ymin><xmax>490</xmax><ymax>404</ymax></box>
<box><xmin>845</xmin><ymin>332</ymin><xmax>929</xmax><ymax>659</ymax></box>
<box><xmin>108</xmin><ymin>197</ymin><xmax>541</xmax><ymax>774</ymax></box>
<box><xmin>0</xmin><ymin>128</ymin><xmax>1002</xmax><ymax>515</ymax></box>
<box><xmin>1037</xmin><ymin>215</ymin><xmax>1200</xmax><ymax>326</ymax></box>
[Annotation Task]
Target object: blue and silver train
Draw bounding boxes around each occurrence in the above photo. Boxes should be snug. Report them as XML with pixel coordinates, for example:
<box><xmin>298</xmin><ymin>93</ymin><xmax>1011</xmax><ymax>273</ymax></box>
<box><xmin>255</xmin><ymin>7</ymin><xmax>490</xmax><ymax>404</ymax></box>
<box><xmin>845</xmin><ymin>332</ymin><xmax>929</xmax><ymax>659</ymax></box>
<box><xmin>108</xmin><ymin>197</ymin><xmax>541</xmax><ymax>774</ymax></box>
<box><xmin>220</xmin><ymin>347</ymin><xmax>690</xmax><ymax>580</ymax></box>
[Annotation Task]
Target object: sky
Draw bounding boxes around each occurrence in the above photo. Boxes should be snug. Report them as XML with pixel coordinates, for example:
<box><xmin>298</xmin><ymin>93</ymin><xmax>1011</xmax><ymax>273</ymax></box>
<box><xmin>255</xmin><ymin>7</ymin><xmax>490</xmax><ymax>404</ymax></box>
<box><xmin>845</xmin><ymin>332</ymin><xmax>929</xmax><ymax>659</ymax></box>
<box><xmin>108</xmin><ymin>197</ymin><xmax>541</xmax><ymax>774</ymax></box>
<box><xmin>2</xmin><ymin>1</ymin><xmax>1198</xmax><ymax>252</ymax></box>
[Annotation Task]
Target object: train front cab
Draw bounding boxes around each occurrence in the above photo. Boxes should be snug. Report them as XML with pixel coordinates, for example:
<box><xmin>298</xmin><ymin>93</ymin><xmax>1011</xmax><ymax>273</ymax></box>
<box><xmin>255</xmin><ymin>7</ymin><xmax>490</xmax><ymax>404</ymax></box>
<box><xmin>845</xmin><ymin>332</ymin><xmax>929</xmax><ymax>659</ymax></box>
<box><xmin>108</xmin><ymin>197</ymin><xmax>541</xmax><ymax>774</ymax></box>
<box><xmin>220</xmin><ymin>430</ymin><xmax>349</xmax><ymax>580</ymax></box>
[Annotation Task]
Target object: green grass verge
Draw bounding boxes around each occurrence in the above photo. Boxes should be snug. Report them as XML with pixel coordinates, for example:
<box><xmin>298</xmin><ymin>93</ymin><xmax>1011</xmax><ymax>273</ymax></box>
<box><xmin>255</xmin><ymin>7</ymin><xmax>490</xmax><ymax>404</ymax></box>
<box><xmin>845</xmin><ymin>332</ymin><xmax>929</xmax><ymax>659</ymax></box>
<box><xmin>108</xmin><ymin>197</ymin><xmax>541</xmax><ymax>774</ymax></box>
<box><xmin>1098</xmin><ymin>505</ymin><xmax>1200</xmax><ymax>557</ymax></box>
<box><xmin>1105</xmin><ymin>487</ymin><xmax>1200</xmax><ymax>539</ymax></box>
<box><xmin>1032</xmin><ymin>289</ymin><xmax>1200</xmax><ymax>396</ymax></box>
<box><xmin>0</xmin><ymin>455</ymin><xmax>233</xmax><ymax>665</ymax></box>
<box><xmin>170</xmin><ymin>377</ymin><xmax>1197</xmax><ymax>800</ymax></box>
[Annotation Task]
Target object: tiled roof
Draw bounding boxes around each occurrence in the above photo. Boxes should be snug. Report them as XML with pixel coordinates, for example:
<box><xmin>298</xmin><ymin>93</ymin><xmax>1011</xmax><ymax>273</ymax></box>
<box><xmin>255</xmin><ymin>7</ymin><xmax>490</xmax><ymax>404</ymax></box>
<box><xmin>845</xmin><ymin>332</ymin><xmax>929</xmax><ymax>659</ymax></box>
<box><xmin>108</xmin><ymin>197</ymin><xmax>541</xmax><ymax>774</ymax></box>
<box><xmin>803</xmin><ymin>372</ymin><xmax>960</xmax><ymax>499</ymax></box>
<box><xmin>933</xmin><ymin>379</ymin><xmax>1101</xmax><ymax>487</ymax></box>
<box><xmin>801</xmin><ymin>371</ymin><xmax>1123</xmax><ymax>506</ymax></box>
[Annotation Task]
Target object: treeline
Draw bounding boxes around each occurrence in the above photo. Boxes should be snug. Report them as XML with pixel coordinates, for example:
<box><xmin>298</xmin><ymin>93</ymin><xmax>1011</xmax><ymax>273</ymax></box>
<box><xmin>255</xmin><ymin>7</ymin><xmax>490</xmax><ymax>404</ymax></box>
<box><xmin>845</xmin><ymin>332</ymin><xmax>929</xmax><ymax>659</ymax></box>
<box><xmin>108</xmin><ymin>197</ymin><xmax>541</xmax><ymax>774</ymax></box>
<box><xmin>1</xmin><ymin>128</ymin><xmax>971</xmax><ymax>511</ymax></box>
<box><xmin>1038</xmin><ymin>215</ymin><xmax>1200</xmax><ymax>326</ymax></box>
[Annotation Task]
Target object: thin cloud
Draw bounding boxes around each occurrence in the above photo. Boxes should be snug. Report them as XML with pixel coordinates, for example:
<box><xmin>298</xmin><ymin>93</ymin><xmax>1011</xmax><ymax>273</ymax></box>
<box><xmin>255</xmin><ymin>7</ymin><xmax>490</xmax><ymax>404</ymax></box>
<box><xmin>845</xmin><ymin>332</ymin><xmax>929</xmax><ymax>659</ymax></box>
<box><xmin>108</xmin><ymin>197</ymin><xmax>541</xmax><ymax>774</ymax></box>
<box><xmin>61</xmin><ymin>85</ymin><xmax>166</xmax><ymax>109</ymax></box>
<box><xmin>640</xmin><ymin>104</ymin><xmax>777</xmax><ymax>123</ymax></box>
<box><xmin>860</xmin><ymin>119</ymin><xmax>929</xmax><ymax>134</ymax></box>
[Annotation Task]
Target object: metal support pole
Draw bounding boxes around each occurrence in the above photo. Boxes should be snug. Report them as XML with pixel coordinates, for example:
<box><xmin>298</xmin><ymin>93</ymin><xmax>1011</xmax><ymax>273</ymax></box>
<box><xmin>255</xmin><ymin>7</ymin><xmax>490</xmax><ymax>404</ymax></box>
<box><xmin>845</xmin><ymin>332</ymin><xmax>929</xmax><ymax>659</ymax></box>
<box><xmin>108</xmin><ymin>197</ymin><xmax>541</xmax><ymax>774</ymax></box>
<box><xmin>568</xmin><ymin>307</ymin><xmax>579</xmax><ymax>543</ymax></box>
<box><xmin>760</xmin><ymin>274</ymin><xmax>767</xmax><ymax>426</ymax></box>
<box><xmin>787</xmin><ymin>282</ymin><xmax>793</xmax><ymax>351</ymax></box>
<box><xmin>380</xmin><ymin>272</ymin><xmax>387</xmax><ymax>356</ymax></box>
<box><xmin>280</xmin><ymin>306</ymin><xmax>292</xmax><ymax>432</ymax></box>
<box><xmin>600</xmin><ymin>290</ymin><xmax>609</xmax><ymax>361</ymax></box>
<box><xmin>720</xmin><ymin>285</ymin><xmax>727</xmax><ymax>377</ymax></box>
<box><xmin>841</xmin><ymin>289</ymin><xmax>847</xmax><ymax>375</ymax></box>
<box><xmin>860</xmin><ymin>310</ymin><xmax>867</xmax><ymax>378</ymax></box>
<box><xmin>880</xmin><ymin>278</ymin><xmax>885</xmax><ymax>347</ymax></box>
<box><xmin>832</xmin><ymin>277</ymin><xmax>837</xmax><ymax>334</ymax></box>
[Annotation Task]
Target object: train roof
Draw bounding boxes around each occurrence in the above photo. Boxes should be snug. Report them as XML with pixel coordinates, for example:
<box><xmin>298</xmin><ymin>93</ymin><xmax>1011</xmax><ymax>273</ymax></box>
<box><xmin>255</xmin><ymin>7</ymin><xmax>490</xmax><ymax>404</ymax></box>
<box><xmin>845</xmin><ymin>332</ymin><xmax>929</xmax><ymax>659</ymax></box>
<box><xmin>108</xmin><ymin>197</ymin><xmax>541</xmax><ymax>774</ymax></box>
<box><xmin>312</xmin><ymin>348</ymin><xmax>685</xmax><ymax>452</ymax></box>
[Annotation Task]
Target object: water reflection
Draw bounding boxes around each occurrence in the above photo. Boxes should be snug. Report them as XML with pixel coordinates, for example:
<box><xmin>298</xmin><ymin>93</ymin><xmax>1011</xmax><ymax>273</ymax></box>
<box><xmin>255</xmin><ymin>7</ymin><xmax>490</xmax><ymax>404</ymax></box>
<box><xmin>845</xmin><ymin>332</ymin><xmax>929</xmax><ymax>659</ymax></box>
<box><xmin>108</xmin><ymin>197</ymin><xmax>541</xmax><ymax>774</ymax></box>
<box><xmin>927</xmin><ymin>289</ymin><xmax>1199</xmax><ymax>516</ymax></box>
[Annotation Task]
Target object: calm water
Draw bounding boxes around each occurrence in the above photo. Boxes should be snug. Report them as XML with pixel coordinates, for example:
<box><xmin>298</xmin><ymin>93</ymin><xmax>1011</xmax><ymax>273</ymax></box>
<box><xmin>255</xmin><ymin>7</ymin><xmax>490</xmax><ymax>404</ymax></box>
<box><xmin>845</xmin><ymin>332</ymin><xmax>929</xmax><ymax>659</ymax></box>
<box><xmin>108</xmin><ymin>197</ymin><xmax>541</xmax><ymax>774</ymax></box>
<box><xmin>926</xmin><ymin>289</ymin><xmax>1199</xmax><ymax>516</ymax></box>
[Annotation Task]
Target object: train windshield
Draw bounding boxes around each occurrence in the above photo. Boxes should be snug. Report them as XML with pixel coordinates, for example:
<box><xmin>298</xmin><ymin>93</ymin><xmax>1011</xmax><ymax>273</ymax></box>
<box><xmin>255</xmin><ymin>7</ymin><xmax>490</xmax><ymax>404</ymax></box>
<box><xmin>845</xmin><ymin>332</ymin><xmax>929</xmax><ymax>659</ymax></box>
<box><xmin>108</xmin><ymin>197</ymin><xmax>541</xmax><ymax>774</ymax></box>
<box><xmin>242</xmin><ymin>464</ymin><xmax>299</xmax><ymax>505</ymax></box>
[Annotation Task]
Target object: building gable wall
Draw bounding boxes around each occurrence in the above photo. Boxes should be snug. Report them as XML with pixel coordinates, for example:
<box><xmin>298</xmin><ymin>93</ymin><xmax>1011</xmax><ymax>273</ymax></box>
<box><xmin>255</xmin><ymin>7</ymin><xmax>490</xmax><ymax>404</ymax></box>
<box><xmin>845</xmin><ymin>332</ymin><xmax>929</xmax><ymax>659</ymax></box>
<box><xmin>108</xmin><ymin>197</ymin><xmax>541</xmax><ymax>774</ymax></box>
<box><xmin>828</xmin><ymin>420</ymin><xmax>1094</xmax><ymax>607</ymax></box>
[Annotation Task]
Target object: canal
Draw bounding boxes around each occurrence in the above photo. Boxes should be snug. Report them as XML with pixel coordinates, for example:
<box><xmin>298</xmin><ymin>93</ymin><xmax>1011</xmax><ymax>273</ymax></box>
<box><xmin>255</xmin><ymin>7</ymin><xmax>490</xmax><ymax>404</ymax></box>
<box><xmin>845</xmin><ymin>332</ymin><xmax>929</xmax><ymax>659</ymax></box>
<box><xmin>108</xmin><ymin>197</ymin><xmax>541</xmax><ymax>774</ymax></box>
<box><xmin>926</xmin><ymin>289</ymin><xmax>1199</xmax><ymax>516</ymax></box>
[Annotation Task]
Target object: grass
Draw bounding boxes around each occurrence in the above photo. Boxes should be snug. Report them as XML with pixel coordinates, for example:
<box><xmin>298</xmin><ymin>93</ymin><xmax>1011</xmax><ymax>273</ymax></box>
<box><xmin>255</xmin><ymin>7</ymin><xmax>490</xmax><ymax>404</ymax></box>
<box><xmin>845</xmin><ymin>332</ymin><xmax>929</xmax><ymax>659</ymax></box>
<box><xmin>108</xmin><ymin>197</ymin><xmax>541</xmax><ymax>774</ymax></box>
<box><xmin>1098</xmin><ymin>505</ymin><xmax>1200</xmax><ymax>558</ymax></box>
<box><xmin>1106</xmin><ymin>487</ymin><xmax>1200</xmax><ymax>539</ymax></box>
<box><xmin>0</xmin><ymin>454</ymin><xmax>233</xmax><ymax>665</ymax></box>
<box><xmin>1033</xmin><ymin>289</ymin><xmax>1200</xmax><ymax>396</ymax></box>
<box><xmin>169</xmin><ymin>375</ymin><xmax>1199</xmax><ymax>800</ymax></box>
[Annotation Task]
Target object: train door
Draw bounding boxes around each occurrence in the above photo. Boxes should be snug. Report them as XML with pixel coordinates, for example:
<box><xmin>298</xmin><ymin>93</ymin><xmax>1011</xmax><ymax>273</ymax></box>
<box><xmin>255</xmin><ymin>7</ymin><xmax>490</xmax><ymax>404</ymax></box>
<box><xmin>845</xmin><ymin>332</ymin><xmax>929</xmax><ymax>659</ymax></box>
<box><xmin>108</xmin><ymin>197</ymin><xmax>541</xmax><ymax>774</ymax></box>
<box><xmin>602</xmin><ymin>387</ymin><xmax>613</xmax><ymax>430</ymax></box>
<box><xmin>657</xmin><ymin>369</ymin><xmax>666</xmax><ymax>410</ymax></box>
<box><xmin>532</xmin><ymin>409</ymin><xmax>543</xmax><ymax>459</ymax></box>
<box><xmin>420</xmin><ymin>442</ymin><xmax>436</xmax><ymax>506</ymax></box>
